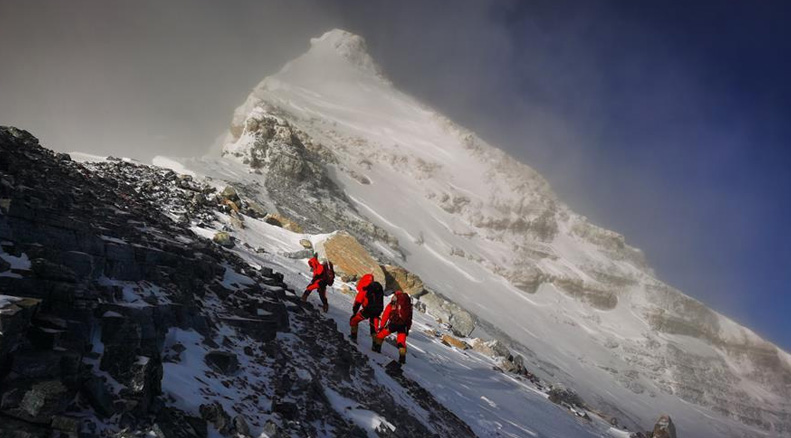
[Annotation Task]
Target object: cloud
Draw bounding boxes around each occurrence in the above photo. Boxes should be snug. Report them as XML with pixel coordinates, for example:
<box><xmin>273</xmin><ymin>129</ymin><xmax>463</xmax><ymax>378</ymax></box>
<box><xmin>0</xmin><ymin>0</ymin><xmax>342</xmax><ymax>159</ymax></box>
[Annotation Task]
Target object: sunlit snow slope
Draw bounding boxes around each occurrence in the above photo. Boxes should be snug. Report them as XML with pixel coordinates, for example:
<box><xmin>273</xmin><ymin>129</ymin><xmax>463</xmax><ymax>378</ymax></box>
<box><xmin>159</xmin><ymin>29</ymin><xmax>791</xmax><ymax>437</ymax></box>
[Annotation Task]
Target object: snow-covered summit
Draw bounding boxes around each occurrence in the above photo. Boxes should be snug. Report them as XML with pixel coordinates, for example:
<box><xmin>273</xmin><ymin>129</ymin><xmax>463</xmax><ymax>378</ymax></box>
<box><xmin>305</xmin><ymin>28</ymin><xmax>383</xmax><ymax>77</ymax></box>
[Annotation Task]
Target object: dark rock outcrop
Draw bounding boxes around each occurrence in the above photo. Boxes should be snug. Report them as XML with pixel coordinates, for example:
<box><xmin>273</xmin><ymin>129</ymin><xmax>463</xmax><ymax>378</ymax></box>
<box><xmin>204</xmin><ymin>351</ymin><xmax>239</xmax><ymax>375</ymax></box>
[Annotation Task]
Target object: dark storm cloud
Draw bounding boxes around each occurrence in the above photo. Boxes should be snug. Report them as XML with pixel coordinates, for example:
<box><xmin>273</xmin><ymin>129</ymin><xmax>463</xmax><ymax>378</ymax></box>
<box><xmin>1</xmin><ymin>0</ymin><xmax>789</xmax><ymax>348</ymax></box>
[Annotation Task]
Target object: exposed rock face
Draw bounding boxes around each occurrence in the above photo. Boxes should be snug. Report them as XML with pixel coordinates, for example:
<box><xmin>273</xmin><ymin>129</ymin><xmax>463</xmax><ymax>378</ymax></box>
<box><xmin>382</xmin><ymin>264</ymin><xmax>425</xmax><ymax>296</ymax></box>
<box><xmin>222</xmin><ymin>106</ymin><xmax>399</xmax><ymax>257</ymax></box>
<box><xmin>316</xmin><ymin>231</ymin><xmax>385</xmax><ymax>283</ymax></box>
<box><xmin>651</xmin><ymin>415</ymin><xmax>677</xmax><ymax>438</ymax></box>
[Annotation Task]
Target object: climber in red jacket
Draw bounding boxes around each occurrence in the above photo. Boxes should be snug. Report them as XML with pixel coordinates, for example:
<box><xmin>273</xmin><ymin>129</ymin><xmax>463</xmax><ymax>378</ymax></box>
<box><xmin>349</xmin><ymin>274</ymin><xmax>384</xmax><ymax>344</ymax></box>
<box><xmin>373</xmin><ymin>290</ymin><xmax>413</xmax><ymax>364</ymax></box>
<box><xmin>301</xmin><ymin>254</ymin><xmax>335</xmax><ymax>313</ymax></box>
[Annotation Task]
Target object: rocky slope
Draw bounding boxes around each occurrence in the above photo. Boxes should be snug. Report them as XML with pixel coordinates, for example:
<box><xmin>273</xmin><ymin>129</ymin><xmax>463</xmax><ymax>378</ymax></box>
<box><xmin>0</xmin><ymin>127</ymin><xmax>478</xmax><ymax>437</ymax></box>
<box><xmin>155</xmin><ymin>29</ymin><xmax>790</xmax><ymax>437</ymax></box>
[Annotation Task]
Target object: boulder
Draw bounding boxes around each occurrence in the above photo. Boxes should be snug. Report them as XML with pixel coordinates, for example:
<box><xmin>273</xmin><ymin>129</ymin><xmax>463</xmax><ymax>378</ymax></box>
<box><xmin>244</xmin><ymin>200</ymin><xmax>267</xmax><ymax>218</ymax></box>
<box><xmin>212</xmin><ymin>232</ymin><xmax>234</xmax><ymax>248</ymax></box>
<box><xmin>299</xmin><ymin>239</ymin><xmax>313</xmax><ymax>249</ymax></box>
<box><xmin>506</xmin><ymin>266</ymin><xmax>545</xmax><ymax>294</ymax></box>
<box><xmin>441</xmin><ymin>334</ymin><xmax>469</xmax><ymax>350</ymax></box>
<box><xmin>651</xmin><ymin>415</ymin><xmax>677</xmax><ymax>438</ymax></box>
<box><xmin>548</xmin><ymin>385</ymin><xmax>584</xmax><ymax>408</ymax></box>
<box><xmin>264</xmin><ymin>213</ymin><xmax>303</xmax><ymax>233</ymax></box>
<box><xmin>470</xmin><ymin>339</ymin><xmax>511</xmax><ymax>359</ymax></box>
<box><xmin>204</xmin><ymin>351</ymin><xmax>239</xmax><ymax>375</ymax></box>
<box><xmin>449</xmin><ymin>311</ymin><xmax>476</xmax><ymax>338</ymax></box>
<box><xmin>222</xmin><ymin>199</ymin><xmax>241</xmax><ymax>213</ymax></box>
<box><xmin>417</xmin><ymin>291</ymin><xmax>475</xmax><ymax>337</ymax></box>
<box><xmin>220</xmin><ymin>186</ymin><xmax>239</xmax><ymax>202</ymax></box>
<box><xmin>382</xmin><ymin>264</ymin><xmax>425</xmax><ymax>296</ymax></box>
<box><xmin>315</xmin><ymin>231</ymin><xmax>385</xmax><ymax>283</ymax></box>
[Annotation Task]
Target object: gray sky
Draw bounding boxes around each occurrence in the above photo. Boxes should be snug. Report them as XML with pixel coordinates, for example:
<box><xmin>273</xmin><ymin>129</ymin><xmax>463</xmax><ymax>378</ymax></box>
<box><xmin>0</xmin><ymin>0</ymin><xmax>340</xmax><ymax>157</ymax></box>
<box><xmin>2</xmin><ymin>0</ymin><xmax>789</xmax><ymax>348</ymax></box>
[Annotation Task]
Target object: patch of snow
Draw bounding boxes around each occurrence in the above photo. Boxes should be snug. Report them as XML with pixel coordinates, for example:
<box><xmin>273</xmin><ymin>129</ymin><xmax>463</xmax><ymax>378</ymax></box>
<box><xmin>0</xmin><ymin>247</ymin><xmax>31</xmax><ymax>271</ymax></box>
<box><xmin>324</xmin><ymin>387</ymin><xmax>396</xmax><ymax>438</ymax></box>
<box><xmin>221</xmin><ymin>264</ymin><xmax>256</xmax><ymax>290</ymax></box>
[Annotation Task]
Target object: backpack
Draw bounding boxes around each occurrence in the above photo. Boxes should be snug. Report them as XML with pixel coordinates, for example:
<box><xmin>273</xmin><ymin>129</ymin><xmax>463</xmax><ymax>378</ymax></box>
<box><xmin>388</xmin><ymin>292</ymin><xmax>412</xmax><ymax>326</ymax></box>
<box><xmin>323</xmin><ymin>261</ymin><xmax>335</xmax><ymax>286</ymax></box>
<box><xmin>365</xmin><ymin>281</ymin><xmax>384</xmax><ymax>316</ymax></box>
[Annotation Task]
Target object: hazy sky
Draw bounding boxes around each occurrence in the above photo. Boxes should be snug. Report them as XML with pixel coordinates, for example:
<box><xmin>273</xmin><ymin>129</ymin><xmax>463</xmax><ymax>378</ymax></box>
<box><xmin>1</xmin><ymin>1</ymin><xmax>789</xmax><ymax>349</ymax></box>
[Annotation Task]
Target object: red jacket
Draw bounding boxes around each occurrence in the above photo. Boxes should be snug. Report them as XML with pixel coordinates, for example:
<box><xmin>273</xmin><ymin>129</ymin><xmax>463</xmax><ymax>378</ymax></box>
<box><xmin>380</xmin><ymin>290</ymin><xmax>412</xmax><ymax>330</ymax></box>
<box><xmin>354</xmin><ymin>274</ymin><xmax>374</xmax><ymax>307</ymax></box>
<box><xmin>308</xmin><ymin>256</ymin><xmax>324</xmax><ymax>279</ymax></box>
